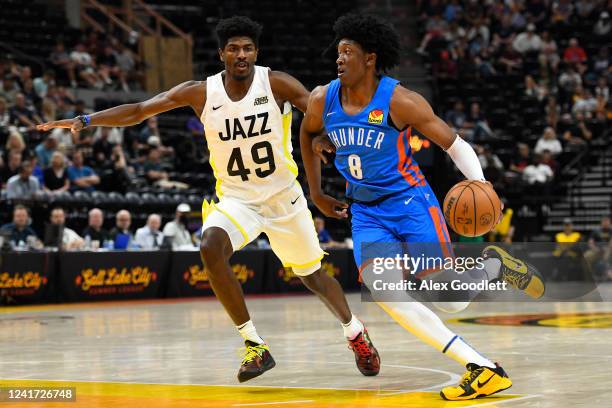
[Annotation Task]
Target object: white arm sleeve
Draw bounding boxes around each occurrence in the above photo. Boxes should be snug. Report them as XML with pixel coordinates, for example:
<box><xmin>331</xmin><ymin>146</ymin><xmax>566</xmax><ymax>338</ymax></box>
<box><xmin>445</xmin><ymin>135</ymin><xmax>485</xmax><ymax>181</ymax></box>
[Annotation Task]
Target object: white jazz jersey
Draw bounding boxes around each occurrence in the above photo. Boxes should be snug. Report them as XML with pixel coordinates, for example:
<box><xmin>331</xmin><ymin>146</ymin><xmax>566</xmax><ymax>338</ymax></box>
<box><xmin>200</xmin><ymin>65</ymin><xmax>299</xmax><ymax>204</ymax></box>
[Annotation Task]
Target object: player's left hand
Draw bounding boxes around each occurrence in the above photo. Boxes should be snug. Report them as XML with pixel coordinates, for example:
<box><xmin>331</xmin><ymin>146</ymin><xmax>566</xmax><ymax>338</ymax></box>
<box><xmin>312</xmin><ymin>134</ymin><xmax>335</xmax><ymax>164</ymax></box>
<box><xmin>312</xmin><ymin>192</ymin><xmax>348</xmax><ymax>219</ymax></box>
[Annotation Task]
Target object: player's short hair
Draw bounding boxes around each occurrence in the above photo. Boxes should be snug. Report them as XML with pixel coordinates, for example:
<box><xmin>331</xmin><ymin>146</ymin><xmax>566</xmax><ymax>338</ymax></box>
<box><xmin>325</xmin><ymin>13</ymin><xmax>401</xmax><ymax>73</ymax></box>
<box><xmin>215</xmin><ymin>16</ymin><xmax>263</xmax><ymax>49</ymax></box>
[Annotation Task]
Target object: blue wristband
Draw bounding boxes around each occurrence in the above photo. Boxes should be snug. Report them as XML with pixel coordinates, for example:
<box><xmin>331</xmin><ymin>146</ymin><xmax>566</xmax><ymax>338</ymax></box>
<box><xmin>77</xmin><ymin>115</ymin><xmax>91</xmax><ymax>128</ymax></box>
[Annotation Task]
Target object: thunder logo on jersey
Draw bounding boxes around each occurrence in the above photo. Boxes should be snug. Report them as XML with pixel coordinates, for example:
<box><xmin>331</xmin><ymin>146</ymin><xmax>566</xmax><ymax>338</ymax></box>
<box><xmin>322</xmin><ymin>76</ymin><xmax>425</xmax><ymax>203</ymax></box>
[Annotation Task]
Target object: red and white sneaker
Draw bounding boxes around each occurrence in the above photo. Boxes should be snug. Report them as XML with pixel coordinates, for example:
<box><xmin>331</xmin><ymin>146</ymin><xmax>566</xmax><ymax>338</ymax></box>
<box><xmin>348</xmin><ymin>324</ymin><xmax>380</xmax><ymax>376</ymax></box>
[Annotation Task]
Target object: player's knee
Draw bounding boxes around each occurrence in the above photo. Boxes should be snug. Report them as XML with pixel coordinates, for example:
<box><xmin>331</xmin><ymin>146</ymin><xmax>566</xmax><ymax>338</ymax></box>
<box><xmin>200</xmin><ymin>227</ymin><xmax>232</xmax><ymax>266</ymax></box>
<box><xmin>299</xmin><ymin>270</ymin><xmax>325</xmax><ymax>294</ymax></box>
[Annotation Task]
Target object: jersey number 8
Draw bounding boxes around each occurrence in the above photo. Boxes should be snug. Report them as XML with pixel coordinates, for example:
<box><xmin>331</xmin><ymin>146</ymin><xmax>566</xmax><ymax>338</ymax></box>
<box><xmin>348</xmin><ymin>154</ymin><xmax>363</xmax><ymax>179</ymax></box>
<box><xmin>227</xmin><ymin>141</ymin><xmax>276</xmax><ymax>181</ymax></box>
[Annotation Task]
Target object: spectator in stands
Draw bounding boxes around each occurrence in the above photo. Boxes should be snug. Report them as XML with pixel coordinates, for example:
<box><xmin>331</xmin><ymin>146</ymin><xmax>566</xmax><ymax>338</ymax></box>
<box><xmin>33</xmin><ymin>70</ymin><xmax>55</xmax><ymax>99</ymax></box>
<box><xmin>595</xmin><ymin>76</ymin><xmax>609</xmax><ymax>105</ymax></box>
<box><xmin>82</xmin><ymin>208</ymin><xmax>110</xmax><ymax>246</ymax></box>
<box><xmin>592</xmin><ymin>47</ymin><xmax>611</xmax><ymax>78</ymax></box>
<box><xmin>545</xmin><ymin>95</ymin><xmax>561</xmax><ymax>128</ymax></box>
<box><xmin>464</xmin><ymin>102</ymin><xmax>494</xmax><ymax>142</ymax></box>
<box><xmin>135</xmin><ymin>214</ymin><xmax>164</xmax><ymax>249</ymax></box>
<box><xmin>92</xmin><ymin>127</ymin><xmax>114</xmax><ymax>167</ymax></box>
<box><xmin>43</xmin><ymin>151</ymin><xmax>69</xmax><ymax>193</ymax></box>
<box><xmin>6</xmin><ymin>158</ymin><xmax>40</xmax><ymax>199</ymax></box>
<box><xmin>416</xmin><ymin>13</ymin><xmax>449</xmax><ymax>55</ymax></box>
<box><xmin>50</xmin><ymin>127</ymin><xmax>76</xmax><ymax>151</ymax></box>
<box><xmin>163</xmin><ymin>203</ymin><xmax>194</xmax><ymax>249</ymax></box>
<box><xmin>67</xmin><ymin>149</ymin><xmax>99</xmax><ymax>192</ymax></box>
<box><xmin>553</xmin><ymin>218</ymin><xmax>582</xmax><ymax>259</ymax></box>
<box><xmin>562</xmin><ymin>112</ymin><xmax>592</xmax><ymax>145</ymax></box>
<box><xmin>563</xmin><ymin>38</ymin><xmax>588</xmax><ymax>73</ymax></box>
<box><xmin>143</xmin><ymin>146</ymin><xmax>168</xmax><ymax>184</ymax></box>
<box><xmin>98</xmin><ymin>44</ymin><xmax>129</xmax><ymax>92</ymax></box>
<box><xmin>509</xmin><ymin>143</ymin><xmax>531</xmax><ymax>174</ymax></box>
<box><xmin>522</xmin><ymin>154</ymin><xmax>554</xmax><ymax>193</ymax></box>
<box><xmin>0</xmin><ymin>97</ymin><xmax>10</xmax><ymax>134</ymax></box>
<box><xmin>593</xmin><ymin>11</ymin><xmax>611</xmax><ymax>38</ymax></box>
<box><xmin>558</xmin><ymin>65</ymin><xmax>583</xmax><ymax>105</ymax></box>
<box><xmin>572</xmin><ymin>87</ymin><xmax>598</xmax><ymax>117</ymax></box>
<box><xmin>35</xmin><ymin>134</ymin><xmax>59</xmax><ymax>168</ymax></box>
<box><xmin>0</xmin><ymin>75</ymin><xmax>19</xmax><ymax>105</ymax></box>
<box><xmin>4</xmin><ymin>131</ymin><xmax>26</xmax><ymax>157</ymax></box>
<box><xmin>525</xmin><ymin>75</ymin><xmax>548</xmax><ymax>101</ymax></box>
<box><xmin>584</xmin><ymin>216</ymin><xmax>611</xmax><ymax>279</ymax></box>
<box><xmin>9</xmin><ymin>93</ymin><xmax>42</xmax><ymax>130</ymax></box>
<box><xmin>512</xmin><ymin>23</ymin><xmax>541</xmax><ymax>55</ymax></box>
<box><xmin>0</xmin><ymin>150</ymin><xmax>21</xmax><ymax>185</ymax></box>
<box><xmin>21</xmin><ymin>78</ymin><xmax>40</xmax><ymax>107</ymax></box>
<box><xmin>490</xmin><ymin>14</ymin><xmax>515</xmax><ymax>52</ymax></box>
<box><xmin>40</xmin><ymin>98</ymin><xmax>57</xmax><ymax>123</ymax></box>
<box><xmin>49</xmin><ymin>207</ymin><xmax>84</xmax><ymax>250</ymax></box>
<box><xmin>477</xmin><ymin>145</ymin><xmax>504</xmax><ymax>184</ymax></box>
<box><xmin>70</xmin><ymin>43</ymin><xmax>101</xmax><ymax>89</ymax></box>
<box><xmin>103</xmin><ymin>144</ymin><xmax>133</xmax><ymax>193</ymax></box>
<box><xmin>110</xmin><ymin>209</ymin><xmax>134</xmax><ymax>249</ymax></box>
<box><xmin>314</xmin><ymin>216</ymin><xmax>344</xmax><ymax>249</ymax></box>
<box><xmin>49</xmin><ymin>42</ymin><xmax>76</xmax><ymax>88</ymax></box>
<box><xmin>534</xmin><ymin>127</ymin><xmax>563</xmax><ymax>156</ymax></box>
<box><xmin>114</xmin><ymin>42</ymin><xmax>137</xmax><ymax>84</ymax></box>
<box><xmin>139</xmin><ymin>116</ymin><xmax>160</xmax><ymax>144</ymax></box>
<box><xmin>444</xmin><ymin>101</ymin><xmax>467</xmax><ymax>132</ymax></box>
<box><xmin>0</xmin><ymin>205</ymin><xmax>40</xmax><ymax>248</ymax></box>
<box><xmin>498</xmin><ymin>43</ymin><xmax>523</xmax><ymax>74</ymax></box>
<box><xmin>186</xmin><ymin>115</ymin><xmax>204</xmax><ymax>137</ymax></box>
<box><xmin>540</xmin><ymin>149</ymin><xmax>559</xmax><ymax>174</ymax></box>
<box><xmin>538</xmin><ymin>31</ymin><xmax>560</xmax><ymax>74</ymax></box>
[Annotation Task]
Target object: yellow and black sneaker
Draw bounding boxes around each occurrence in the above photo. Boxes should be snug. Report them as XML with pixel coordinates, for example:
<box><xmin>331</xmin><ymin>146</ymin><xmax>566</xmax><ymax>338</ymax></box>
<box><xmin>483</xmin><ymin>245</ymin><xmax>545</xmax><ymax>299</ymax></box>
<box><xmin>237</xmin><ymin>341</ymin><xmax>276</xmax><ymax>383</ymax></box>
<box><xmin>440</xmin><ymin>362</ymin><xmax>512</xmax><ymax>401</ymax></box>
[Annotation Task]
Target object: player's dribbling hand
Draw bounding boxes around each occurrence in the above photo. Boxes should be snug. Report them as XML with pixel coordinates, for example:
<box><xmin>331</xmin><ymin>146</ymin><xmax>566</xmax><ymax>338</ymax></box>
<box><xmin>36</xmin><ymin>118</ymin><xmax>84</xmax><ymax>135</ymax></box>
<box><xmin>312</xmin><ymin>192</ymin><xmax>348</xmax><ymax>219</ymax></box>
<box><xmin>312</xmin><ymin>134</ymin><xmax>335</xmax><ymax>164</ymax></box>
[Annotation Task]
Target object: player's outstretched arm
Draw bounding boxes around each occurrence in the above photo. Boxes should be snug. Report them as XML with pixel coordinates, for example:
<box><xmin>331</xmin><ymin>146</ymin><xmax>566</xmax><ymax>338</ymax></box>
<box><xmin>36</xmin><ymin>81</ymin><xmax>206</xmax><ymax>134</ymax></box>
<box><xmin>299</xmin><ymin>85</ymin><xmax>348</xmax><ymax>219</ymax></box>
<box><xmin>390</xmin><ymin>86</ymin><xmax>485</xmax><ymax>181</ymax></box>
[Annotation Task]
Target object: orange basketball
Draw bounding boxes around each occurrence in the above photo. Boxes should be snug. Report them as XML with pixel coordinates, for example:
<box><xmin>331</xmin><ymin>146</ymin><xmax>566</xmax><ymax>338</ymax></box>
<box><xmin>442</xmin><ymin>180</ymin><xmax>501</xmax><ymax>237</ymax></box>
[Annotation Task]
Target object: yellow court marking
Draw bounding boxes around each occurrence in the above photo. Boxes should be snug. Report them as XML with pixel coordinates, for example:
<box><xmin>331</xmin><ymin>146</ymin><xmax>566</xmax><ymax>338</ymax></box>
<box><xmin>0</xmin><ymin>379</ymin><xmax>527</xmax><ymax>407</ymax></box>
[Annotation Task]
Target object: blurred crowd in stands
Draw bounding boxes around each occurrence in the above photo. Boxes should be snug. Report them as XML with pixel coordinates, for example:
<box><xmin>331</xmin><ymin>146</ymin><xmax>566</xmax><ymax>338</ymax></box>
<box><xmin>417</xmin><ymin>0</ymin><xmax>610</xmax><ymax>198</ymax></box>
<box><xmin>0</xmin><ymin>202</ymin><xmax>197</xmax><ymax>252</ymax></box>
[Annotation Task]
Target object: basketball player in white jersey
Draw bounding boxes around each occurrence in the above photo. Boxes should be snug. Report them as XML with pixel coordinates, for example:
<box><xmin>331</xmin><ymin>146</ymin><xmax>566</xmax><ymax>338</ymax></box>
<box><xmin>37</xmin><ymin>16</ymin><xmax>379</xmax><ymax>383</ymax></box>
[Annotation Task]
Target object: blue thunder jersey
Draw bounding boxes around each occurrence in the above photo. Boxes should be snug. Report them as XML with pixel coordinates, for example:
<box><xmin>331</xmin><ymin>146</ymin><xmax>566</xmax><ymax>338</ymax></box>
<box><xmin>322</xmin><ymin>76</ymin><xmax>426</xmax><ymax>203</ymax></box>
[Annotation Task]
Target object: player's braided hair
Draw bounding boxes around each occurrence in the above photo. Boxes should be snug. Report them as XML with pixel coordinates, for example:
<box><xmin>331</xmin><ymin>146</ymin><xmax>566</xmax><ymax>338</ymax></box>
<box><xmin>325</xmin><ymin>13</ymin><xmax>401</xmax><ymax>73</ymax></box>
<box><xmin>216</xmin><ymin>16</ymin><xmax>262</xmax><ymax>48</ymax></box>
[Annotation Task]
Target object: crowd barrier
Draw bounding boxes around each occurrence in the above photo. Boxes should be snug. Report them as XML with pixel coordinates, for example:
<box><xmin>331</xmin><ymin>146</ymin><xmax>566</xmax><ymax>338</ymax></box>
<box><xmin>0</xmin><ymin>249</ymin><xmax>359</xmax><ymax>305</ymax></box>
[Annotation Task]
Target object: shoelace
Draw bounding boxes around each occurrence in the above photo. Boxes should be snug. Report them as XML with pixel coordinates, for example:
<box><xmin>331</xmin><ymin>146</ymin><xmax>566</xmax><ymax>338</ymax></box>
<box><xmin>504</xmin><ymin>270</ymin><xmax>529</xmax><ymax>289</ymax></box>
<box><xmin>460</xmin><ymin>367</ymin><xmax>485</xmax><ymax>390</ymax></box>
<box><xmin>349</xmin><ymin>336</ymin><xmax>372</xmax><ymax>359</ymax></box>
<box><xmin>239</xmin><ymin>344</ymin><xmax>267</xmax><ymax>364</ymax></box>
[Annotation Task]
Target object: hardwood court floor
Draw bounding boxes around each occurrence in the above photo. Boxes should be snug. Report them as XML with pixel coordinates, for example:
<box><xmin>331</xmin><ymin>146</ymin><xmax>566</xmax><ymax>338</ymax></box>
<box><xmin>1</xmin><ymin>288</ymin><xmax>611</xmax><ymax>407</ymax></box>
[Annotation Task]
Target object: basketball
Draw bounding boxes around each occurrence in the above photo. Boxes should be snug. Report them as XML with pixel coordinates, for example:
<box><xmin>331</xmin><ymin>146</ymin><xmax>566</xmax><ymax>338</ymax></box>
<box><xmin>443</xmin><ymin>180</ymin><xmax>501</xmax><ymax>237</ymax></box>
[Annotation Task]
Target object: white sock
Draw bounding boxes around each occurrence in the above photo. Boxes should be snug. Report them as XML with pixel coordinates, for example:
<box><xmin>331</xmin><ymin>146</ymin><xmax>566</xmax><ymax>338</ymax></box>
<box><xmin>444</xmin><ymin>336</ymin><xmax>496</xmax><ymax>369</ymax></box>
<box><xmin>237</xmin><ymin>320</ymin><xmax>265</xmax><ymax>344</ymax></box>
<box><xmin>483</xmin><ymin>258</ymin><xmax>502</xmax><ymax>279</ymax></box>
<box><xmin>342</xmin><ymin>314</ymin><xmax>364</xmax><ymax>340</ymax></box>
<box><xmin>377</xmin><ymin>302</ymin><xmax>495</xmax><ymax>369</ymax></box>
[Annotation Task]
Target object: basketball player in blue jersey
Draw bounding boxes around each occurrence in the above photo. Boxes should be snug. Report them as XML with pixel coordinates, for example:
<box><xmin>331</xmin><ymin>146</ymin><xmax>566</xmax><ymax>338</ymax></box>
<box><xmin>37</xmin><ymin>16</ymin><xmax>380</xmax><ymax>383</ymax></box>
<box><xmin>300</xmin><ymin>14</ymin><xmax>545</xmax><ymax>401</ymax></box>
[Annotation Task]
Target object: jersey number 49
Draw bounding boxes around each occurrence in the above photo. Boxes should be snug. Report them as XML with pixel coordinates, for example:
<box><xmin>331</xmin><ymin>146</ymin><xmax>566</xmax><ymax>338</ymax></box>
<box><xmin>227</xmin><ymin>141</ymin><xmax>276</xmax><ymax>181</ymax></box>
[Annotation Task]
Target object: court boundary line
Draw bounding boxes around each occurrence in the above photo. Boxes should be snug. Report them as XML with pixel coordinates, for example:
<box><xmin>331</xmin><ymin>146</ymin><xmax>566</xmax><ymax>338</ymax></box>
<box><xmin>461</xmin><ymin>394</ymin><xmax>542</xmax><ymax>408</ymax></box>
